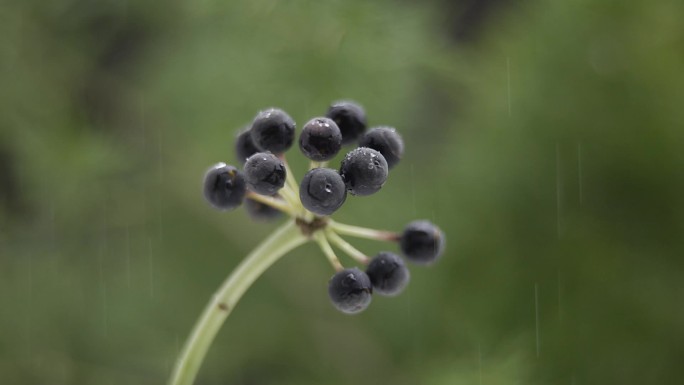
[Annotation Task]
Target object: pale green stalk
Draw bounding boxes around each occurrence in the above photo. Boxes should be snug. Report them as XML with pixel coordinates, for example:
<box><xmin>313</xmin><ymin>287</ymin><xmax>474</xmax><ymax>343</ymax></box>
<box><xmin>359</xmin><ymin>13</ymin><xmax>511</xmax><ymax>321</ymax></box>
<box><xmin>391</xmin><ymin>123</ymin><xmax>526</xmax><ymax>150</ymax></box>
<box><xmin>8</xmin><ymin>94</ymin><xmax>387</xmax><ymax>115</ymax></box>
<box><xmin>168</xmin><ymin>220</ymin><xmax>308</xmax><ymax>385</ymax></box>
<box><xmin>328</xmin><ymin>220</ymin><xmax>398</xmax><ymax>242</ymax></box>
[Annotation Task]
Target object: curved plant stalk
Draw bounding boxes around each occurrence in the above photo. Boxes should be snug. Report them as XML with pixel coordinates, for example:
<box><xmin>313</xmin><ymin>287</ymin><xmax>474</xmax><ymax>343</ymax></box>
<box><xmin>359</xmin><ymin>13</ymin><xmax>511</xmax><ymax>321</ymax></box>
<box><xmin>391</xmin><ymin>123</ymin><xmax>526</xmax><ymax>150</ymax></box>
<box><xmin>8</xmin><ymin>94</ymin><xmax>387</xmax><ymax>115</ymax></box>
<box><xmin>168</xmin><ymin>220</ymin><xmax>308</xmax><ymax>385</ymax></box>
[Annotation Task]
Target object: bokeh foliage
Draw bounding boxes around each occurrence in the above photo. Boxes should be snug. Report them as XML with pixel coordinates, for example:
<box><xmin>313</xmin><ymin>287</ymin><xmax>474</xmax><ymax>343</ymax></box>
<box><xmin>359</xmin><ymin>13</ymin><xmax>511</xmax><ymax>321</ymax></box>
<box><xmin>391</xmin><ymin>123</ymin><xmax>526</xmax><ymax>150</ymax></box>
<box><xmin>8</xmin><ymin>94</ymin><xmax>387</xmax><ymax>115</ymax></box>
<box><xmin>1</xmin><ymin>0</ymin><xmax>683</xmax><ymax>384</ymax></box>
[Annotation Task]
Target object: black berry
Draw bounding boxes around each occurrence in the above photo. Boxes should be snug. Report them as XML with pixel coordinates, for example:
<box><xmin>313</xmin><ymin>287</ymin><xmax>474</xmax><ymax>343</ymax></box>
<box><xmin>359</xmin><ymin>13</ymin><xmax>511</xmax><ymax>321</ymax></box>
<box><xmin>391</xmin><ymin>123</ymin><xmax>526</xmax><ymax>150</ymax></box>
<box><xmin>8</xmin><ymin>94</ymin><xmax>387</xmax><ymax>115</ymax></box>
<box><xmin>299</xmin><ymin>117</ymin><xmax>343</xmax><ymax>161</ymax></box>
<box><xmin>250</xmin><ymin>108</ymin><xmax>296</xmax><ymax>153</ymax></box>
<box><xmin>299</xmin><ymin>168</ymin><xmax>346</xmax><ymax>215</ymax></box>
<box><xmin>326</xmin><ymin>101</ymin><xmax>367</xmax><ymax>145</ymax></box>
<box><xmin>203</xmin><ymin>163</ymin><xmax>246</xmax><ymax>210</ymax></box>
<box><xmin>235</xmin><ymin>127</ymin><xmax>259</xmax><ymax>165</ymax></box>
<box><xmin>358</xmin><ymin>126</ymin><xmax>404</xmax><ymax>169</ymax></box>
<box><xmin>245</xmin><ymin>196</ymin><xmax>283</xmax><ymax>221</ymax></box>
<box><xmin>243</xmin><ymin>152</ymin><xmax>286</xmax><ymax>195</ymax></box>
<box><xmin>400</xmin><ymin>220</ymin><xmax>445</xmax><ymax>265</ymax></box>
<box><xmin>365</xmin><ymin>252</ymin><xmax>410</xmax><ymax>296</ymax></box>
<box><xmin>328</xmin><ymin>268</ymin><xmax>372</xmax><ymax>314</ymax></box>
<box><xmin>339</xmin><ymin>147</ymin><xmax>388</xmax><ymax>196</ymax></box>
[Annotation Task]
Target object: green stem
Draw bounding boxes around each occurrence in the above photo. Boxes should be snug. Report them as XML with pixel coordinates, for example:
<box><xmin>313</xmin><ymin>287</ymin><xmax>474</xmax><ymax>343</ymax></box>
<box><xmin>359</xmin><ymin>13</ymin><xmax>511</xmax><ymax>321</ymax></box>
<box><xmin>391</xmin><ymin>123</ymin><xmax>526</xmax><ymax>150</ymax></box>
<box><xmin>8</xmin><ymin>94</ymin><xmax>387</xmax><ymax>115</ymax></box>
<box><xmin>168</xmin><ymin>220</ymin><xmax>308</xmax><ymax>385</ymax></box>
<box><xmin>314</xmin><ymin>231</ymin><xmax>343</xmax><ymax>271</ymax></box>
<box><xmin>328</xmin><ymin>220</ymin><xmax>399</xmax><ymax>242</ymax></box>
<box><xmin>246</xmin><ymin>192</ymin><xmax>296</xmax><ymax>216</ymax></box>
<box><xmin>325</xmin><ymin>229</ymin><xmax>369</xmax><ymax>265</ymax></box>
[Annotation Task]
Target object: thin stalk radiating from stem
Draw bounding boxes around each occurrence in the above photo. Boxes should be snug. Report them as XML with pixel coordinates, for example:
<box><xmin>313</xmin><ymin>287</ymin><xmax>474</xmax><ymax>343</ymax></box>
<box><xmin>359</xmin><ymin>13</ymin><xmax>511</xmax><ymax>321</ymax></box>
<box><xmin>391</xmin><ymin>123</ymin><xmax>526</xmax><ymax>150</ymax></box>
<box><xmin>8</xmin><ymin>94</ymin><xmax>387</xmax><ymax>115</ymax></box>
<box><xmin>326</xmin><ymin>229</ymin><xmax>369</xmax><ymax>265</ymax></box>
<box><xmin>168</xmin><ymin>221</ymin><xmax>308</xmax><ymax>385</ymax></box>
<box><xmin>329</xmin><ymin>221</ymin><xmax>398</xmax><ymax>242</ymax></box>
<box><xmin>246</xmin><ymin>192</ymin><xmax>295</xmax><ymax>216</ymax></box>
<box><xmin>277</xmin><ymin>184</ymin><xmax>300</xmax><ymax>209</ymax></box>
<box><xmin>281</xmin><ymin>157</ymin><xmax>300</xmax><ymax>196</ymax></box>
<box><xmin>314</xmin><ymin>231</ymin><xmax>343</xmax><ymax>271</ymax></box>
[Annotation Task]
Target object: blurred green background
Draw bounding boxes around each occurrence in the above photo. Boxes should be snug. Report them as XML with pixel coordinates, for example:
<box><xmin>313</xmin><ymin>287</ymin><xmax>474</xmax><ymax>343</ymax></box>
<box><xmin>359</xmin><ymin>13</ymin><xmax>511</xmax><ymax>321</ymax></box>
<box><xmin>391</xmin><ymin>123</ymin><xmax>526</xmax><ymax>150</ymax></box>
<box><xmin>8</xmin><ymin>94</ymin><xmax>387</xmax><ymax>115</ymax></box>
<box><xmin>2</xmin><ymin>0</ymin><xmax>684</xmax><ymax>384</ymax></box>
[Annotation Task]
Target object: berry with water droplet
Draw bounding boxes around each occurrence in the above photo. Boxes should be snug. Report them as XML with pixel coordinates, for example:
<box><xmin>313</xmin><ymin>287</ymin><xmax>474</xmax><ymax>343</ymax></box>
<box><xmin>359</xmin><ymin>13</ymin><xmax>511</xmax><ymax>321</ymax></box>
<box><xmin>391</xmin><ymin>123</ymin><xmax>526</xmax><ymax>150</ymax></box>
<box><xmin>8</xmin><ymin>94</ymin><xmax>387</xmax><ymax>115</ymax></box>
<box><xmin>326</xmin><ymin>101</ymin><xmax>367</xmax><ymax>145</ymax></box>
<box><xmin>203</xmin><ymin>163</ymin><xmax>246</xmax><ymax>210</ymax></box>
<box><xmin>299</xmin><ymin>168</ymin><xmax>346</xmax><ymax>215</ymax></box>
<box><xmin>299</xmin><ymin>117</ymin><xmax>343</xmax><ymax>161</ymax></box>
<box><xmin>328</xmin><ymin>268</ymin><xmax>373</xmax><ymax>314</ymax></box>
<box><xmin>339</xmin><ymin>147</ymin><xmax>388</xmax><ymax>196</ymax></box>
<box><xmin>366</xmin><ymin>251</ymin><xmax>410</xmax><ymax>296</ymax></box>
<box><xmin>243</xmin><ymin>152</ymin><xmax>286</xmax><ymax>195</ymax></box>
<box><xmin>358</xmin><ymin>126</ymin><xmax>404</xmax><ymax>169</ymax></box>
<box><xmin>251</xmin><ymin>108</ymin><xmax>296</xmax><ymax>154</ymax></box>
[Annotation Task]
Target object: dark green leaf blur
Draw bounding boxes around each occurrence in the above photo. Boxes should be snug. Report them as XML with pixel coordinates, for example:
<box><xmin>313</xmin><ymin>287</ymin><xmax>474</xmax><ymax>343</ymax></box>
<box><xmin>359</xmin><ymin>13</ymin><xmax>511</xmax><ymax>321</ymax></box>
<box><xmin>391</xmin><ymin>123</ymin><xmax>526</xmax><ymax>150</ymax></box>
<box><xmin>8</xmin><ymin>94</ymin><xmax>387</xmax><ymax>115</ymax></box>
<box><xmin>2</xmin><ymin>0</ymin><xmax>683</xmax><ymax>384</ymax></box>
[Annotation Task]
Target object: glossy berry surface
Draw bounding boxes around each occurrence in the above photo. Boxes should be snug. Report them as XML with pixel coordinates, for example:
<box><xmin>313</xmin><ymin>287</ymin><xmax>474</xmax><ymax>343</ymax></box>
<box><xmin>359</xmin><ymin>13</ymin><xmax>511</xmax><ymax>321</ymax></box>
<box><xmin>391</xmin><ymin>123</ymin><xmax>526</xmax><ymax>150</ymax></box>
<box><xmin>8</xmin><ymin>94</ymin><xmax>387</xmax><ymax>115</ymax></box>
<box><xmin>326</xmin><ymin>100</ymin><xmax>367</xmax><ymax>145</ymax></box>
<box><xmin>243</xmin><ymin>152</ymin><xmax>286</xmax><ymax>195</ymax></box>
<box><xmin>339</xmin><ymin>147</ymin><xmax>388</xmax><ymax>196</ymax></box>
<box><xmin>299</xmin><ymin>168</ymin><xmax>346</xmax><ymax>215</ymax></box>
<box><xmin>328</xmin><ymin>268</ymin><xmax>373</xmax><ymax>314</ymax></box>
<box><xmin>245</xmin><ymin>197</ymin><xmax>283</xmax><ymax>221</ymax></box>
<box><xmin>203</xmin><ymin>163</ymin><xmax>246</xmax><ymax>210</ymax></box>
<box><xmin>250</xmin><ymin>108</ymin><xmax>296</xmax><ymax>154</ymax></box>
<box><xmin>365</xmin><ymin>252</ymin><xmax>410</xmax><ymax>296</ymax></box>
<box><xmin>358</xmin><ymin>126</ymin><xmax>404</xmax><ymax>169</ymax></box>
<box><xmin>400</xmin><ymin>220</ymin><xmax>445</xmax><ymax>265</ymax></box>
<box><xmin>299</xmin><ymin>117</ymin><xmax>343</xmax><ymax>161</ymax></box>
<box><xmin>235</xmin><ymin>127</ymin><xmax>259</xmax><ymax>165</ymax></box>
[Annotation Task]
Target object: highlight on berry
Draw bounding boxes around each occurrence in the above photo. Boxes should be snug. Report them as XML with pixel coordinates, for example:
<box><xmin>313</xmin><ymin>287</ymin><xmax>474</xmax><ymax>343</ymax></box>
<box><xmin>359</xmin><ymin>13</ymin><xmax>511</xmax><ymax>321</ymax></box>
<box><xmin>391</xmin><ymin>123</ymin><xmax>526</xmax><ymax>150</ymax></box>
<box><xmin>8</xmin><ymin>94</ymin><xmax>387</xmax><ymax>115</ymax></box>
<box><xmin>201</xmin><ymin>100</ymin><xmax>445</xmax><ymax>314</ymax></box>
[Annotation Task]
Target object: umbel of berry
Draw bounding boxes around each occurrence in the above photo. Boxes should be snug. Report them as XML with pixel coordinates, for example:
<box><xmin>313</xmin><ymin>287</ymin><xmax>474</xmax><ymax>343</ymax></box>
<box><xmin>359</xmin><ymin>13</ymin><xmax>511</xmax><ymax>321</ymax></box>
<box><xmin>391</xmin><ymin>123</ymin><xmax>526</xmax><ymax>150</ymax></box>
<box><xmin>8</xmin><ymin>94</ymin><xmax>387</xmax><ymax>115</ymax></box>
<box><xmin>359</xmin><ymin>126</ymin><xmax>404</xmax><ymax>169</ymax></box>
<box><xmin>251</xmin><ymin>108</ymin><xmax>296</xmax><ymax>154</ymax></box>
<box><xmin>203</xmin><ymin>163</ymin><xmax>246</xmax><ymax>210</ymax></box>
<box><xmin>235</xmin><ymin>127</ymin><xmax>259</xmax><ymax>165</ymax></box>
<box><xmin>299</xmin><ymin>117</ymin><xmax>342</xmax><ymax>161</ymax></box>
<box><xmin>365</xmin><ymin>252</ymin><xmax>410</xmax><ymax>296</ymax></box>
<box><xmin>339</xmin><ymin>147</ymin><xmax>388</xmax><ymax>196</ymax></box>
<box><xmin>400</xmin><ymin>220</ymin><xmax>446</xmax><ymax>265</ymax></box>
<box><xmin>299</xmin><ymin>168</ymin><xmax>346</xmax><ymax>216</ymax></box>
<box><xmin>243</xmin><ymin>152</ymin><xmax>286</xmax><ymax>195</ymax></box>
<box><xmin>328</xmin><ymin>268</ymin><xmax>373</xmax><ymax>314</ymax></box>
<box><xmin>326</xmin><ymin>100</ymin><xmax>367</xmax><ymax>145</ymax></box>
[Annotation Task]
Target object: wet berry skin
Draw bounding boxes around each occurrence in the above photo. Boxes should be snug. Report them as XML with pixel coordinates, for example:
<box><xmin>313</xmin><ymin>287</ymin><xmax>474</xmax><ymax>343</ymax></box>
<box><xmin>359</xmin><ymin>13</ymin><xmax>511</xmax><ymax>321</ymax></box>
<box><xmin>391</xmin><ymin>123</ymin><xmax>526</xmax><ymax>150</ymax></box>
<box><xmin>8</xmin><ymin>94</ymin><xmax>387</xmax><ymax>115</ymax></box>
<box><xmin>400</xmin><ymin>220</ymin><xmax>446</xmax><ymax>265</ymax></box>
<box><xmin>250</xmin><ymin>108</ymin><xmax>296</xmax><ymax>154</ymax></box>
<box><xmin>328</xmin><ymin>268</ymin><xmax>373</xmax><ymax>314</ymax></box>
<box><xmin>358</xmin><ymin>126</ymin><xmax>404</xmax><ymax>169</ymax></box>
<box><xmin>243</xmin><ymin>152</ymin><xmax>286</xmax><ymax>196</ymax></box>
<box><xmin>235</xmin><ymin>127</ymin><xmax>259</xmax><ymax>165</ymax></box>
<box><xmin>339</xmin><ymin>147</ymin><xmax>388</xmax><ymax>196</ymax></box>
<box><xmin>326</xmin><ymin>101</ymin><xmax>367</xmax><ymax>145</ymax></box>
<box><xmin>365</xmin><ymin>252</ymin><xmax>410</xmax><ymax>296</ymax></box>
<box><xmin>299</xmin><ymin>168</ymin><xmax>346</xmax><ymax>215</ymax></box>
<box><xmin>299</xmin><ymin>117</ymin><xmax>343</xmax><ymax>161</ymax></box>
<box><xmin>203</xmin><ymin>163</ymin><xmax>246</xmax><ymax>210</ymax></box>
<box><xmin>244</xmin><ymin>196</ymin><xmax>283</xmax><ymax>221</ymax></box>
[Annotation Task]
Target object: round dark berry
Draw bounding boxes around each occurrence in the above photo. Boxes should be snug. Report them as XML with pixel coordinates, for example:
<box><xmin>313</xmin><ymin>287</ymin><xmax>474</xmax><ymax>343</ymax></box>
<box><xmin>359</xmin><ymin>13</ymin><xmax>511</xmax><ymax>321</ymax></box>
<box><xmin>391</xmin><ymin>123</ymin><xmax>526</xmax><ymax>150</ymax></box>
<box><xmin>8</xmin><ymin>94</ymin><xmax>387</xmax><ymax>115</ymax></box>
<box><xmin>358</xmin><ymin>126</ymin><xmax>404</xmax><ymax>169</ymax></box>
<box><xmin>245</xmin><ymin>196</ymin><xmax>283</xmax><ymax>221</ymax></box>
<box><xmin>365</xmin><ymin>252</ymin><xmax>410</xmax><ymax>296</ymax></box>
<box><xmin>235</xmin><ymin>127</ymin><xmax>259</xmax><ymax>165</ymax></box>
<box><xmin>243</xmin><ymin>152</ymin><xmax>286</xmax><ymax>195</ymax></box>
<box><xmin>299</xmin><ymin>117</ymin><xmax>343</xmax><ymax>161</ymax></box>
<box><xmin>299</xmin><ymin>168</ymin><xmax>346</xmax><ymax>215</ymax></box>
<box><xmin>326</xmin><ymin>100</ymin><xmax>367</xmax><ymax>145</ymax></box>
<box><xmin>250</xmin><ymin>108</ymin><xmax>296</xmax><ymax>153</ymax></box>
<box><xmin>203</xmin><ymin>163</ymin><xmax>246</xmax><ymax>210</ymax></box>
<box><xmin>399</xmin><ymin>220</ymin><xmax>445</xmax><ymax>265</ymax></box>
<box><xmin>339</xmin><ymin>147</ymin><xmax>388</xmax><ymax>196</ymax></box>
<box><xmin>328</xmin><ymin>268</ymin><xmax>373</xmax><ymax>314</ymax></box>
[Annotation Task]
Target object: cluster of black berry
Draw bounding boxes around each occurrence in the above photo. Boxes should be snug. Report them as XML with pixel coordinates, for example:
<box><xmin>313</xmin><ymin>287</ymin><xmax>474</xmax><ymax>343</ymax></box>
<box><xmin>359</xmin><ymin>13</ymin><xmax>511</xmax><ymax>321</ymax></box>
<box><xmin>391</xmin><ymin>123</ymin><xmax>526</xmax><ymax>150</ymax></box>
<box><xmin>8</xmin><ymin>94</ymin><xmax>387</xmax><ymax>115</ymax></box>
<box><xmin>203</xmin><ymin>100</ymin><xmax>445</xmax><ymax>314</ymax></box>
